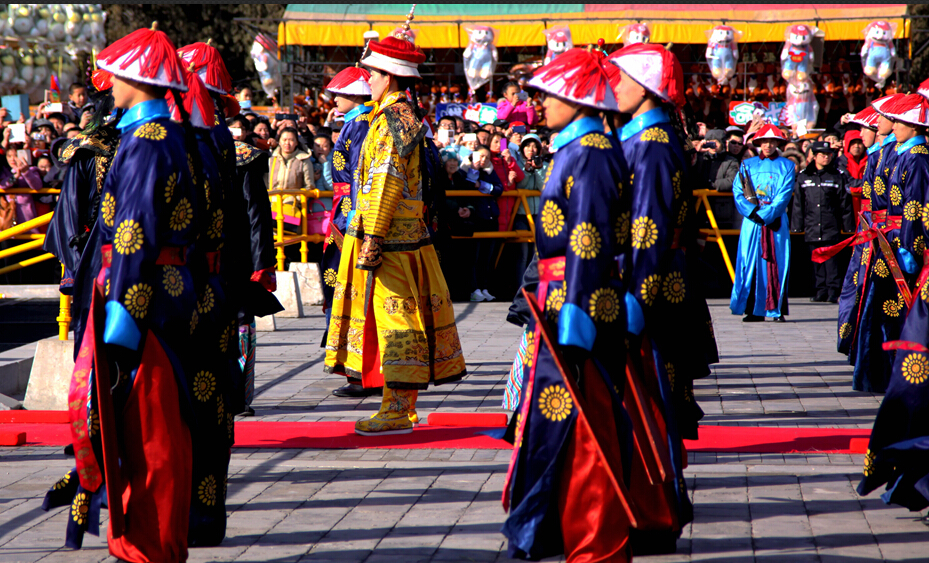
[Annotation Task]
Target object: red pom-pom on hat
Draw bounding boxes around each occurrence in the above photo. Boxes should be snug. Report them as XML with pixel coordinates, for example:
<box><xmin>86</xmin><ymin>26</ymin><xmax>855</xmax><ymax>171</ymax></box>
<box><xmin>166</xmin><ymin>67</ymin><xmax>215</xmax><ymax>130</ymax></box>
<box><xmin>97</xmin><ymin>23</ymin><xmax>187</xmax><ymax>91</ymax></box>
<box><xmin>608</xmin><ymin>43</ymin><xmax>685</xmax><ymax>107</ymax></box>
<box><xmin>872</xmin><ymin>93</ymin><xmax>905</xmax><ymax>117</ymax></box>
<box><xmin>91</xmin><ymin>69</ymin><xmax>113</xmax><ymax>91</ymax></box>
<box><xmin>528</xmin><ymin>47</ymin><xmax>617</xmax><ymax>111</ymax></box>
<box><xmin>178</xmin><ymin>41</ymin><xmax>232</xmax><ymax>95</ymax></box>
<box><xmin>326</xmin><ymin>66</ymin><xmax>372</xmax><ymax>97</ymax></box>
<box><xmin>850</xmin><ymin>106</ymin><xmax>880</xmax><ymax>130</ymax></box>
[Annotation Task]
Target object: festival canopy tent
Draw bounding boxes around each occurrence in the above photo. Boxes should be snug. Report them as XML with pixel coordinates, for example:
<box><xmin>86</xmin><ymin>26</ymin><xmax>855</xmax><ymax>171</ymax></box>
<box><xmin>279</xmin><ymin>3</ymin><xmax>910</xmax><ymax>48</ymax></box>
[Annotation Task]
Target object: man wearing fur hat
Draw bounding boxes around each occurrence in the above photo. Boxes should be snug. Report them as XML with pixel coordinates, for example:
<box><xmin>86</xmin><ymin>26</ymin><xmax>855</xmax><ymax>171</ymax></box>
<box><xmin>324</xmin><ymin>17</ymin><xmax>466</xmax><ymax>435</ymax></box>
<box><xmin>501</xmin><ymin>46</ymin><xmax>633</xmax><ymax>562</ymax></box>
<box><xmin>730</xmin><ymin>123</ymin><xmax>795</xmax><ymax>322</ymax></box>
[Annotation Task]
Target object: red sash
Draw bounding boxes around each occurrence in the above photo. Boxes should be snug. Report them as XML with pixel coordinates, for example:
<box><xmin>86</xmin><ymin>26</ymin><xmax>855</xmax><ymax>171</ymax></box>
<box><xmin>811</xmin><ymin>210</ymin><xmax>901</xmax><ymax>264</ymax></box>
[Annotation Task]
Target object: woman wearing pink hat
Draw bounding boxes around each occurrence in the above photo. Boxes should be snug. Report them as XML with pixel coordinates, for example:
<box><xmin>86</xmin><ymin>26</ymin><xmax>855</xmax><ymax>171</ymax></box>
<box><xmin>730</xmin><ymin>123</ymin><xmax>795</xmax><ymax>322</ymax></box>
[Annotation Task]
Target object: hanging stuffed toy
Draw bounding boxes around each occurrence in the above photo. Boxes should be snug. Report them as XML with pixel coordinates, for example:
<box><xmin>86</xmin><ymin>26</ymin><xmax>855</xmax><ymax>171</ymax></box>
<box><xmin>705</xmin><ymin>25</ymin><xmax>741</xmax><ymax>85</ymax></box>
<box><xmin>542</xmin><ymin>26</ymin><xmax>572</xmax><ymax>65</ymax></box>
<box><xmin>251</xmin><ymin>33</ymin><xmax>281</xmax><ymax>99</ymax></box>
<box><xmin>9</xmin><ymin>5</ymin><xmax>35</xmax><ymax>39</ymax></box>
<box><xmin>781</xmin><ymin>24</ymin><xmax>820</xmax><ymax>83</ymax></box>
<box><xmin>618</xmin><ymin>22</ymin><xmax>651</xmax><ymax>47</ymax></box>
<box><xmin>785</xmin><ymin>79</ymin><xmax>819</xmax><ymax>132</ymax></box>
<box><xmin>861</xmin><ymin>20</ymin><xmax>896</xmax><ymax>88</ymax></box>
<box><xmin>462</xmin><ymin>24</ymin><xmax>498</xmax><ymax>96</ymax></box>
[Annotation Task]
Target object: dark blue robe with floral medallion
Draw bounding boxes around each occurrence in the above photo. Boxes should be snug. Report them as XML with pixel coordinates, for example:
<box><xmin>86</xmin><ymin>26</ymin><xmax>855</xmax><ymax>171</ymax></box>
<box><xmin>858</xmin><ymin>138</ymin><xmax>929</xmax><ymax>511</ymax></box>
<box><xmin>321</xmin><ymin>102</ymin><xmax>372</xmax><ymax>312</ymax></box>
<box><xmin>836</xmin><ymin>137</ymin><xmax>885</xmax><ymax>356</ymax></box>
<box><xmin>502</xmin><ymin>116</ymin><xmax>633</xmax><ymax>561</ymax></box>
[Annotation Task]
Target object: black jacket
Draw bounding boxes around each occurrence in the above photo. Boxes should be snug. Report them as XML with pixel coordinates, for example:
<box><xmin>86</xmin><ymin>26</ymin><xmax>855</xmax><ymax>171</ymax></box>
<box><xmin>693</xmin><ymin>151</ymin><xmax>740</xmax><ymax>192</ymax></box>
<box><xmin>790</xmin><ymin>162</ymin><xmax>854</xmax><ymax>243</ymax></box>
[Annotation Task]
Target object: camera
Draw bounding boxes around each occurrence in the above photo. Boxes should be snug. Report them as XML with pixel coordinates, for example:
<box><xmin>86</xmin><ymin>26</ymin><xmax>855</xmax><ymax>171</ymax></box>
<box><xmin>703</xmin><ymin>140</ymin><xmax>717</xmax><ymax>150</ymax></box>
<box><xmin>517</xmin><ymin>90</ymin><xmax>528</xmax><ymax>102</ymax></box>
<box><xmin>531</xmin><ymin>155</ymin><xmax>543</xmax><ymax>167</ymax></box>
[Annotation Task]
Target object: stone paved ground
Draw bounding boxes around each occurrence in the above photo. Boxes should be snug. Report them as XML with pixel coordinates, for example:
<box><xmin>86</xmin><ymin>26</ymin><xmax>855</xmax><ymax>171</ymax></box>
<box><xmin>2</xmin><ymin>299</ymin><xmax>928</xmax><ymax>562</ymax></box>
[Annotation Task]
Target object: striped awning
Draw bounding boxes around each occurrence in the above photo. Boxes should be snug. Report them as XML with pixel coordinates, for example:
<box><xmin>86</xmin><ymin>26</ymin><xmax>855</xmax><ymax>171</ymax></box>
<box><xmin>279</xmin><ymin>3</ymin><xmax>910</xmax><ymax>48</ymax></box>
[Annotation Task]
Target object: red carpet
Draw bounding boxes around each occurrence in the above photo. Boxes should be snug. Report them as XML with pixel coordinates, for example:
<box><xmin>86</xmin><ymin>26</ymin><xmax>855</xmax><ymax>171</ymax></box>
<box><xmin>0</xmin><ymin>412</ymin><xmax>871</xmax><ymax>453</ymax></box>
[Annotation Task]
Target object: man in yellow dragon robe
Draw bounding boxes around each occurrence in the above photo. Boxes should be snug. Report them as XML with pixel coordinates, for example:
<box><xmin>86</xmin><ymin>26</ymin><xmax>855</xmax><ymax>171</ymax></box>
<box><xmin>324</xmin><ymin>21</ymin><xmax>466</xmax><ymax>435</ymax></box>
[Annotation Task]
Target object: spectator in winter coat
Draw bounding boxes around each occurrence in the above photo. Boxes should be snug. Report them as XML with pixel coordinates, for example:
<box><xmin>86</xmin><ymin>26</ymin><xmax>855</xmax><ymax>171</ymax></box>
<box><xmin>488</xmin><ymin>133</ymin><xmax>525</xmax><ymax>231</ymax></box>
<box><xmin>455</xmin><ymin>146</ymin><xmax>504</xmax><ymax>302</ymax></box>
<box><xmin>496</xmin><ymin>81</ymin><xmax>537</xmax><ymax>126</ymax></box>
<box><xmin>790</xmin><ymin>141</ymin><xmax>855</xmax><ymax>302</ymax></box>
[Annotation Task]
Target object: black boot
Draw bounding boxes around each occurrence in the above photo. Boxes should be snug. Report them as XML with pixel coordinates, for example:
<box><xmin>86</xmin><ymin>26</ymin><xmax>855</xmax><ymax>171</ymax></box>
<box><xmin>333</xmin><ymin>384</ymin><xmax>380</xmax><ymax>398</ymax></box>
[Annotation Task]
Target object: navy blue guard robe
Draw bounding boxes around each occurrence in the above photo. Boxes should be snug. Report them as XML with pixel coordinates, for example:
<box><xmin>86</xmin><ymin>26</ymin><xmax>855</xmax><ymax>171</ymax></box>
<box><xmin>43</xmin><ymin>126</ymin><xmax>120</xmax><ymax>359</ymax></box>
<box><xmin>98</xmin><ymin>100</ymin><xmax>200</xmax><ymax>562</ymax></box>
<box><xmin>186</xmin><ymin>125</ymin><xmax>236</xmax><ymax>547</ymax></box>
<box><xmin>322</xmin><ymin>102</ymin><xmax>372</xmax><ymax>312</ymax></box>
<box><xmin>836</xmin><ymin>138</ymin><xmax>885</xmax><ymax>356</ymax></box>
<box><xmin>730</xmin><ymin>154</ymin><xmax>795</xmax><ymax>317</ymax></box>
<box><xmin>849</xmin><ymin>135</ymin><xmax>908</xmax><ymax>392</ymax></box>
<box><xmin>619</xmin><ymin>108</ymin><xmax>698</xmax><ymax>550</ymax></box>
<box><xmin>502</xmin><ymin>117</ymin><xmax>632</xmax><ymax>561</ymax></box>
<box><xmin>858</xmin><ymin>138</ymin><xmax>929</xmax><ymax>511</ymax></box>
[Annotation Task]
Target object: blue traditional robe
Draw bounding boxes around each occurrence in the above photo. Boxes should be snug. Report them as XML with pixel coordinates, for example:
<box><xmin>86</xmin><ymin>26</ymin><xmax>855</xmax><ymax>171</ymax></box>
<box><xmin>186</xmin><ymin>125</ymin><xmax>235</xmax><ymax>547</ymax></box>
<box><xmin>43</xmin><ymin>126</ymin><xmax>119</xmax><ymax>359</ymax></box>
<box><xmin>730</xmin><ymin>154</ymin><xmax>795</xmax><ymax>317</ymax></box>
<box><xmin>321</xmin><ymin>102</ymin><xmax>372</xmax><ymax>313</ymax></box>
<box><xmin>502</xmin><ymin>117</ymin><xmax>633</xmax><ymax>561</ymax></box>
<box><xmin>98</xmin><ymin>99</ymin><xmax>199</xmax><ymax>561</ymax></box>
<box><xmin>849</xmin><ymin>135</ymin><xmax>909</xmax><ymax>392</ymax></box>
<box><xmin>618</xmin><ymin>108</ymin><xmax>698</xmax><ymax>550</ymax></box>
<box><xmin>836</xmin><ymin>137</ymin><xmax>887</xmax><ymax>356</ymax></box>
<box><xmin>858</xmin><ymin>139</ymin><xmax>929</xmax><ymax>511</ymax></box>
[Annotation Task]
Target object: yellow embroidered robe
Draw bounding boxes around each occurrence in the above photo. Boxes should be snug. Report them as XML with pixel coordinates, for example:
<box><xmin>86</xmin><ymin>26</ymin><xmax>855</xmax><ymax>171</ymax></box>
<box><xmin>324</xmin><ymin>91</ymin><xmax>466</xmax><ymax>389</ymax></box>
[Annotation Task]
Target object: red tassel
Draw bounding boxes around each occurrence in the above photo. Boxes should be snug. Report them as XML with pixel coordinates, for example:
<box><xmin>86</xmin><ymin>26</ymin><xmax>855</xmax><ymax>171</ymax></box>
<box><xmin>536</xmin><ymin>48</ymin><xmax>610</xmax><ymax>105</ymax></box>
<box><xmin>179</xmin><ymin>43</ymin><xmax>232</xmax><ymax>94</ymax></box>
<box><xmin>98</xmin><ymin>27</ymin><xmax>183</xmax><ymax>84</ymax></box>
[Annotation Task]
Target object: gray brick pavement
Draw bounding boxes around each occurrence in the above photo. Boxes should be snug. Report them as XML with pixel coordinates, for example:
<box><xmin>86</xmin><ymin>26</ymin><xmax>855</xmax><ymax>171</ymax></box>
<box><xmin>2</xmin><ymin>300</ymin><xmax>927</xmax><ymax>562</ymax></box>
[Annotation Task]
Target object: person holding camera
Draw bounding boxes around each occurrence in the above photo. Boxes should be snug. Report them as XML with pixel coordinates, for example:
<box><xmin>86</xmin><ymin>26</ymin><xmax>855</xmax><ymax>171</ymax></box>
<box><xmin>496</xmin><ymin>81</ymin><xmax>537</xmax><ymax>126</ymax></box>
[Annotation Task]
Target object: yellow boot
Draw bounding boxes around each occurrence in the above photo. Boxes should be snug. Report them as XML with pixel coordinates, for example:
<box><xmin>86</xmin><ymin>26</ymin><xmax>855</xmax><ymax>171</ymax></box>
<box><xmin>356</xmin><ymin>387</ymin><xmax>418</xmax><ymax>436</ymax></box>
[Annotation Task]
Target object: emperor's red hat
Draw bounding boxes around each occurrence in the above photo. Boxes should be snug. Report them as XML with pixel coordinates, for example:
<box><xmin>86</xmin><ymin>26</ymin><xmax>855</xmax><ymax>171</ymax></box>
<box><xmin>918</xmin><ymin>77</ymin><xmax>929</xmax><ymax>101</ymax></box>
<box><xmin>361</xmin><ymin>29</ymin><xmax>425</xmax><ymax>79</ymax></box>
<box><xmin>528</xmin><ymin>47</ymin><xmax>617</xmax><ymax>111</ymax></box>
<box><xmin>178</xmin><ymin>41</ymin><xmax>232</xmax><ymax>95</ymax></box>
<box><xmin>96</xmin><ymin>24</ymin><xmax>187</xmax><ymax>91</ymax></box>
<box><xmin>326</xmin><ymin>66</ymin><xmax>372</xmax><ymax>97</ymax></box>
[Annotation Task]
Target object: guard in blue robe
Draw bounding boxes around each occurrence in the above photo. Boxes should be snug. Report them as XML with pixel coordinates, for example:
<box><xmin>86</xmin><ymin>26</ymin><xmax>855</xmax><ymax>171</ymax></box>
<box><xmin>43</xmin><ymin>119</ymin><xmax>120</xmax><ymax>359</ymax></box>
<box><xmin>619</xmin><ymin>105</ymin><xmax>704</xmax><ymax>552</ymax></box>
<box><xmin>730</xmin><ymin>133</ymin><xmax>795</xmax><ymax>320</ymax></box>
<box><xmin>322</xmin><ymin>102</ymin><xmax>372</xmax><ymax>324</ymax></box>
<box><xmin>858</xmin><ymin>138</ymin><xmax>929</xmax><ymax>511</ymax></box>
<box><xmin>183</xmin><ymin>102</ymin><xmax>236</xmax><ymax>547</ymax></box>
<box><xmin>503</xmin><ymin>112</ymin><xmax>632</xmax><ymax>562</ymax></box>
<box><xmin>835</xmin><ymin>133</ymin><xmax>887</xmax><ymax>356</ymax></box>
<box><xmin>848</xmin><ymin>133</ymin><xmax>906</xmax><ymax>392</ymax></box>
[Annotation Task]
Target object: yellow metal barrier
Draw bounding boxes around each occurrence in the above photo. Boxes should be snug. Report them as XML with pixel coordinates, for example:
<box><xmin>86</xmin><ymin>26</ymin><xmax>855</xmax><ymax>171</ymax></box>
<box><xmin>693</xmin><ymin>189</ymin><xmax>737</xmax><ymax>284</ymax></box>
<box><xmin>267</xmin><ymin>188</ymin><xmax>333</xmax><ymax>271</ymax></box>
<box><xmin>0</xmin><ymin>188</ymin><xmax>70</xmax><ymax>340</ymax></box>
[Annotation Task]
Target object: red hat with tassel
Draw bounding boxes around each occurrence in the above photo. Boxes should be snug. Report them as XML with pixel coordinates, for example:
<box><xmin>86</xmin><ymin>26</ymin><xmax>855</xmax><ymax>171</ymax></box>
<box><xmin>326</xmin><ymin>66</ymin><xmax>372</xmax><ymax>97</ymax></box>
<box><xmin>361</xmin><ymin>5</ymin><xmax>425</xmax><ymax>78</ymax></box>
<box><xmin>528</xmin><ymin>46</ymin><xmax>617</xmax><ymax>111</ymax></box>
<box><xmin>872</xmin><ymin>93</ymin><xmax>905</xmax><ymax>118</ymax></box>
<box><xmin>96</xmin><ymin>22</ymin><xmax>187</xmax><ymax>91</ymax></box>
<box><xmin>166</xmin><ymin>64</ymin><xmax>215</xmax><ymax>130</ymax></box>
<box><xmin>849</xmin><ymin>106</ymin><xmax>880</xmax><ymax>130</ymax></box>
<box><xmin>178</xmin><ymin>40</ymin><xmax>232</xmax><ymax>95</ymax></box>
<box><xmin>881</xmin><ymin>93</ymin><xmax>929</xmax><ymax>128</ymax></box>
<box><xmin>608</xmin><ymin>43</ymin><xmax>685</xmax><ymax>107</ymax></box>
